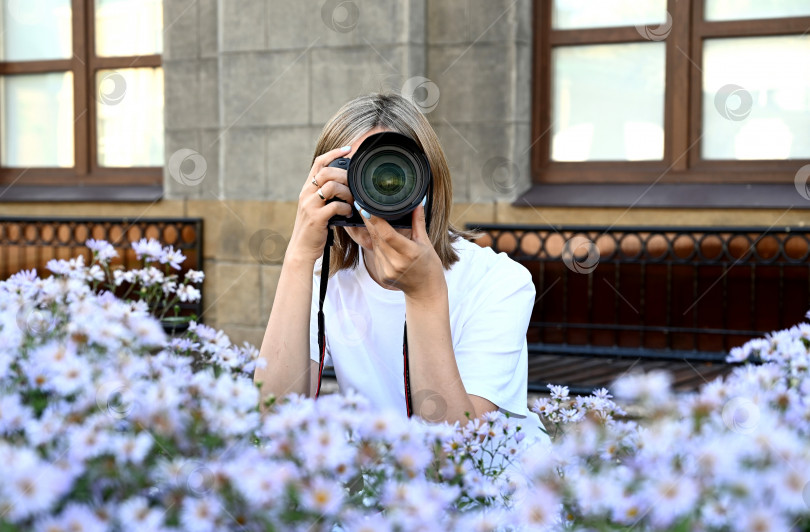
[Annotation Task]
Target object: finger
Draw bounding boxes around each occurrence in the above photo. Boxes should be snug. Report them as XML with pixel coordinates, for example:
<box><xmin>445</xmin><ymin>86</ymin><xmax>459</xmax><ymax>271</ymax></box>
<box><xmin>313</xmin><ymin>166</ymin><xmax>349</xmax><ymax>188</ymax></box>
<box><xmin>310</xmin><ymin>145</ymin><xmax>352</xmax><ymax>178</ymax></box>
<box><xmin>318</xmin><ymin>198</ymin><xmax>352</xmax><ymax>221</ymax></box>
<box><xmin>356</xmin><ymin>204</ymin><xmax>417</xmax><ymax>256</ymax></box>
<box><xmin>319</xmin><ymin>181</ymin><xmax>353</xmax><ymax>204</ymax></box>
<box><xmin>411</xmin><ymin>203</ymin><xmax>429</xmax><ymax>243</ymax></box>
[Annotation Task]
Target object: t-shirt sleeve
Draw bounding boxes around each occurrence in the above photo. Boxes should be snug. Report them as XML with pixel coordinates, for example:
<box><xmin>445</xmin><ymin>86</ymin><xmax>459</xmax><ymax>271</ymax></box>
<box><xmin>453</xmin><ymin>253</ymin><xmax>535</xmax><ymax>416</ymax></box>
<box><xmin>309</xmin><ymin>259</ymin><xmax>333</xmax><ymax>368</ymax></box>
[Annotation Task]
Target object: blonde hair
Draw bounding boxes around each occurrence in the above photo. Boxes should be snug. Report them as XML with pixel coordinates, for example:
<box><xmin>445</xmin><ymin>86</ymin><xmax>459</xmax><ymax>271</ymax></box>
<box><xmin>313</xmin><ymin>92</ymin><xmax>478</xmax><ymax>274</ymax></box>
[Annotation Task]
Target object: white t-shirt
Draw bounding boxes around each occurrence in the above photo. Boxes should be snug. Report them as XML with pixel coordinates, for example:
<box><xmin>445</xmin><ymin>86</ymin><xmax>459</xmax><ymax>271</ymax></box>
<box><xmin>310</xmin><ymin>235</ymin><xmax>548</xmax><ymax>444</ymax></box>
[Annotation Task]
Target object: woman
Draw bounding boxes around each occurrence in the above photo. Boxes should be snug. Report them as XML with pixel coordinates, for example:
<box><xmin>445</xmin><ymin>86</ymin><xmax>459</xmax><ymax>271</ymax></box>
<box><xmin>255</xmin><ymin>93</ymin><xmax>543</xmax><ymax>441</ymax></box>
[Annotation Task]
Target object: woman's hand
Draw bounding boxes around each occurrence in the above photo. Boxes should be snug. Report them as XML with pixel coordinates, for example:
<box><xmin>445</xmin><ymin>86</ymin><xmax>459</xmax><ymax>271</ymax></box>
<box><xmin>357</xmin><ymin>202</ymin><xmax>446</xmax><ymax>302</ymax></box>
<box><xmin>287</xmin><ymin>146</ymin><xmax>354</xmax><ymax>263</ymax></box>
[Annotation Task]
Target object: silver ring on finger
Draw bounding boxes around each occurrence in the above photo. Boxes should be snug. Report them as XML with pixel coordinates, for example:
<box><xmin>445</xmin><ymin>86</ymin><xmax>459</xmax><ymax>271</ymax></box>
<box><xmin>317</xmin><ymin>188</ymin><xmax>326</xmax><ymax>201</ymax></box>
<box><xmin>312</xmin><ymin>177</ymin><xmax>319</xmax><ymax>187</ymax></box>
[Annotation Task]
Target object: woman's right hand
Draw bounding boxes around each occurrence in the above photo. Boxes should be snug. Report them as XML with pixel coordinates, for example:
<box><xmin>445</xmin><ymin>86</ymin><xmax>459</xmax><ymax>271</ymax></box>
<box><xmin>286</xmin><ymin>145</ymin><xmax>355</xmax><ymax>263</ymax></box>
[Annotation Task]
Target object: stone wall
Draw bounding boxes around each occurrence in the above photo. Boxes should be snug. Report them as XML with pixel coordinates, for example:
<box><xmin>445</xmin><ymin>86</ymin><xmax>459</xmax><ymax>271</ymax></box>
<box><xmin>158</xmin><ymin>0</ymin><xmax>536</xmax><ymax>346</ymax></box>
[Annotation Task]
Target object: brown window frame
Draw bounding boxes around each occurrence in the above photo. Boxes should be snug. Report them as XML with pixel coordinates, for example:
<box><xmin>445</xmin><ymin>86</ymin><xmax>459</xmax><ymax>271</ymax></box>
<box><xmin>530</xmin><ymin>0</ymin><xmax>810</xmax><ymax>189</ymax></box>
<box><xmin>0</xmin><ymin>0</ymin><xmax>162</xmax><ymax>201</ymax></box>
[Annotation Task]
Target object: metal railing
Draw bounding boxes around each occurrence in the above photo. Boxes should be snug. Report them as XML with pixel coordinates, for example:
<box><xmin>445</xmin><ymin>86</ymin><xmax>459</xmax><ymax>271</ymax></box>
<box><xmin>0</xmin><ymin>217</ymin><xmax>204</xmax><ymax>319</ymax></box>
<box><xmin>467</xmin><ymin>224</ymin><xmax>810</xmax><ymax>393</ymax></box>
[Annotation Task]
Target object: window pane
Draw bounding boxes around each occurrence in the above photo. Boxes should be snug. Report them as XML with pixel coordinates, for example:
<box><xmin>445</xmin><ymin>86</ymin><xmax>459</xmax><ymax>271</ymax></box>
<box><xmin>96</xmin><ymin>68</ymin><xmax>164</xmax><ymax>167</ymax></box>
<box><xmin>0</xmin><ymin>0</ymin><xmax>71</xmax><ymax>61</ymax></box>
<box><xmin>552</xmin><ymin>0</ymin><xmax>667</xmax><ymax>30</ymax></box>
<box><xmin>95</xmin><ymin>0</ymin><xmax>162</xmax><ymax>57</ymax></box>
<box><xmin>552</xmin><ymin>43</ymin><xmax>666</xmax><ymax>162</ymax></box>
<box><xmin>705</xmin><ymin>0</ymin><xmax>810</xmax><ymax>22</ymax></box>
<box><xmin>0</xmin><ymin>72</ymin><xmax>74</xmax><ymax>167</ymax></box>
<box><xmin>702</xmin><ymin>36</ymin><xmax>810</xmax><ymax>160</ymax></box>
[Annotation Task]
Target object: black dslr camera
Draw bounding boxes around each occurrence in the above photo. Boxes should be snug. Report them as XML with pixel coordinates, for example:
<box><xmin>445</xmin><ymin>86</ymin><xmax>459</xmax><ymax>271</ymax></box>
<box><xmin>327</xmin><ymin>131</ymin><xmax>432</xmax><ymax>229</ymax></box>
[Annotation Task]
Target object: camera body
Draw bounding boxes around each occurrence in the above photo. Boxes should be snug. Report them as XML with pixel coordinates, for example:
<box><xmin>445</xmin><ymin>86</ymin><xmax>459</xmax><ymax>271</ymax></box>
<box><xmin>327</xmin><ymin>132</ymin><xmax>432</xmax><ymax>230</ymax></box>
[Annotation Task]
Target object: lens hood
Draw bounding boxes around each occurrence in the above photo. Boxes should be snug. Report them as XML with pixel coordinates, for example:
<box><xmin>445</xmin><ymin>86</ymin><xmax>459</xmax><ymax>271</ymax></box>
<box><xmin>327</xmin><ymin>131</ymin><xmax>432</xmax><ymax>229</ymax></box>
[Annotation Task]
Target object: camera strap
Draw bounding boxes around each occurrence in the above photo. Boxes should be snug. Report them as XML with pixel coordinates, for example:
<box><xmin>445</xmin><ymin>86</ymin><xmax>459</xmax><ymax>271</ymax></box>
<box><xmin>314</xmin><ymin>229</ymin><xmax>414</xmax><ymax>418</ymax></box>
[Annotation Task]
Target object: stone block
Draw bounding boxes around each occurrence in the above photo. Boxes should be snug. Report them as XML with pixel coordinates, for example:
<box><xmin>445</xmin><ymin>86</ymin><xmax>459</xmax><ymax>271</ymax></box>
<box><xmin>450</xmin><ymin>202</ymin><xmax>496</xmax><ymax>229</ymax></box>
<box><xmin>266</xmin><ymin>126</ymin><xmax>321</xmax><ymax>201</ymax></box>
<box><xmin>221</xmin><ymin>0</ymin><xmax>266</xmax><ymax>52</ymax></box>
<box><xmin>207</xmin><ymin>261</ymin><xmax>262</xmax><ymax>328</ymax></box>
<box><xmin>164</xmin><ymin>60</ymin><xmax>201</xmax><ymax>130</ymax></box>
<box><xmin>427</xmin><ymin>0</ymin><xmax>526</xmax><ymax>45</ymax></box>
<box><xmin>199</xmin><ymin>0</ymin><xmax>218</xmax><ymax>58</ymax></box>
<box><xmin>464</xmin><ymin>122</ymin><xmax>526</xmax><ymax>203</ymax></box>
<box><xmin>427</xmin><ymin>42</ymin><xmax>513</xmax><ymax>124</ymax></box>
<box><xmin>197</xmin><ymin>129</ymin><xmax>223</xmax><ymax>199</ymax></box>
<box><xmin>200</xmin><ymin>258</ymin><xmax>218</xmax><ymax>323</ymax></box>
<box><xmin>163</xmin><ymin>0</ymin><xmax>198</xmax><ymax>60</ymax></box>
<box><xmin>275</xmin><ymin>0</ymin><xmax>425</xmax><ymax>50</ymax></box>
<box><xmin>164</xmin><ymin>129</ymin><xmax>202</xmax><ymax>199</ymax></box>
<box><xmin>221</xmin><ymin>51</ymin><xmax>309</xmax><ymax>127</ymax></box>
<box><xmin>220</xmin><ymin>325</ymin><xmax>265</xmax><ymax>350</ymax></box>
<box><xmin>198</xmin><ymin>59</ymin><xmax>220</xmax><ymax>129</ymax></box>
<box><xmin>515</xmin><ymin>42</ymin><xmax>531</xmax><ymax>123</ymax></box>
<box><xmin>431</xmin><ymin>122</ymin><xmax>473</xmax><ymax>203</ymax></box>
<box><xmin>310</xmin><ymin>45</ymin><xmax>409</xmax><ymax>125</ymax></box>
<box><xmin>222</xmin><ymin>128</ymin><xmax>268</xmax><ymax>199</ymax></box>
<box><xmin>187</xmin><ymin>199</ymin><xmax>297</xmax><ymax>263</ymax></box>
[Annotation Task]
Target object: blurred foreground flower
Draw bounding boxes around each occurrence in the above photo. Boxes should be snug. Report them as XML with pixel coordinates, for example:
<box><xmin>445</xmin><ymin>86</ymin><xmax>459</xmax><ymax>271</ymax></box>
<box><xmin>1</xmin><ymin>242</ymin><xmax>809</xmax><ymax>530</ymax></box>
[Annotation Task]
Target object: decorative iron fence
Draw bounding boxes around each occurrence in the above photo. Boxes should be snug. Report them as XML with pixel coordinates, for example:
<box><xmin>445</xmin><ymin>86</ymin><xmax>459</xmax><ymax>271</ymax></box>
<box><xmin>467</xmin><ymin>224</ymin><xmax>810</xmax><ymax>393</ymax></box>
<box><xmin>0</xmin><ymin>217</ymin><xmax>204</xmax><ymax>319</ymax></box>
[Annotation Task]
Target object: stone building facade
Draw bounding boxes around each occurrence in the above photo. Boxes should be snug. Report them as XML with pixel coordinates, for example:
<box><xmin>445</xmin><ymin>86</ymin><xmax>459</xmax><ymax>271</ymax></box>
<box><xmin>3</xmin><ymin>0</ymin><xmax>806</xmax><ymax>348</ymax></box>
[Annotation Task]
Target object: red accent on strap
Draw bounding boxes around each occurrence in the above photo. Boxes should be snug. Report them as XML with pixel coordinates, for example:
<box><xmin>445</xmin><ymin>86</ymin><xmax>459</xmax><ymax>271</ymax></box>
<box><xmin>315</xmin><ymin>339</ymin><xmax>325</xmax><ymax>398</ymax></box>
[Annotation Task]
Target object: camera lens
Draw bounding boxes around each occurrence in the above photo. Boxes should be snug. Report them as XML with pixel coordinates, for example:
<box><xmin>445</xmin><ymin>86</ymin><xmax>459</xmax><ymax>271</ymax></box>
<box><xmin>361</xmin><ymin>151</ymin><xmax>416</xmax><ymax>207</ymax></box>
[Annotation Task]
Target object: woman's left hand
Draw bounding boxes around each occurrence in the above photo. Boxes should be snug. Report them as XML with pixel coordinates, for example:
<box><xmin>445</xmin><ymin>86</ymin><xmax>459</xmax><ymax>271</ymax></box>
<box><xmin>357</xmin><ymin>202</ymin><xmax>446</xmax><ymax>302</ymax></box>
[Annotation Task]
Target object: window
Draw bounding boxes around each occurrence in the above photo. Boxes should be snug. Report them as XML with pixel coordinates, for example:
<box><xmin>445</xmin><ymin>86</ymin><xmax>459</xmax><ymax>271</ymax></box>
<box><xmin>531</xmin><ymin>0</ymin><xmax>810</xmax><ymax>187</ymax></box>
<box><xmin>0</xmin><ymin>0</ymin><xmax>163</xmax><ymax>199</ymax></box>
